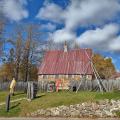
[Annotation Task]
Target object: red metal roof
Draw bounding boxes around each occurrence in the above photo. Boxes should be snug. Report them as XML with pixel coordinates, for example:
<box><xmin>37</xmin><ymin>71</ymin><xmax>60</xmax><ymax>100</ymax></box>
<box><xmin>110</xmin><ymin>72</ymin><xmax>120</xmax><ymax>79</ymax></box>
<box><xmin>38</xmin><ymin>49</ymin><xmax>93</xmax><ymax>75</ymax></box>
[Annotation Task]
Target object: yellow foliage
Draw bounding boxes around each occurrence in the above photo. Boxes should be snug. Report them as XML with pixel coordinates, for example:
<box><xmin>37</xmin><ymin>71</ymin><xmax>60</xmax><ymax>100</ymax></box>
<box><xmin>0</xmin><ymin>63</ymin><xmax>15</xmax><ymax>81</ymax></box>
<box><xmin>93</xmin><ymin>54</ymin><xmax>116</xmax><ymax>79</ymax></box>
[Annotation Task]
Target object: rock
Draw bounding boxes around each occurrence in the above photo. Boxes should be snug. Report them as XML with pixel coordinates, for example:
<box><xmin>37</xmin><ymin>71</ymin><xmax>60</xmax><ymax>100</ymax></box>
<box><xmin>45</xmin><ymin>110</ymin><xmax>51</xmax><ymax>116</ymax></box>
<box><xmin>111</xmin><ymin>99</ymin><xmax>116</xmax><ymax>104</ymax></box>
<box><xmin>97</xmin><ymin>99</ymin><xmax>109</xmax><ymax>105</ymax></box>
<box><xmin>70</xmin><ymin>110</ymin><xmax>80</xmax><ymax>117</ymax></box>
<box><xmin>29</xmin><ymin>99</ymin><xmax>120</xmax><ymax>118</ymax></box>
<box><xmin>110</xmin><ymin>107</ymin><xmax>119</xmax><ymax>112</ymax></box>
<box><xmin>38</xmin><ymin>109</ymin><xmax>46</xmax><ymax>115</ymax></box>
<box><xmin>103</xmin><ymin>110</ymin><xmax>114</xmax><ymax>117</ymax></box>
<box><xmin>51</xmin><ymin>108</ymin><xmax>60</xmax><ymax>116</ymax></box>
<box><xmin>95</xmin><ymin>110</ymin><xmax>103</xmax><ymax>117</ymax></box>
<box><xmin>92</xmin><ymin>103</ymin><xmax>99</xmax><ymax>110</ymax></box>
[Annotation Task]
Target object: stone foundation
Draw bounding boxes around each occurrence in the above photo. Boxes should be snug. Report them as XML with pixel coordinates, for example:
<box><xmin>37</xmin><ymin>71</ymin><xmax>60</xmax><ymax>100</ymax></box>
<box><xmin>38</xmin><ymin>74</ymin><xmax>92</xmax><ymax>90</ymax></box>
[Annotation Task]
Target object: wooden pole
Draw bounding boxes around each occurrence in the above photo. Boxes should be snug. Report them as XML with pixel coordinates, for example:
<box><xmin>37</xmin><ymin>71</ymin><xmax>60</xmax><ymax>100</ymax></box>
<box><xmin>6</xmin><ymin>94</ymin><xmax>11</xmax><ymax>112</ymax></box>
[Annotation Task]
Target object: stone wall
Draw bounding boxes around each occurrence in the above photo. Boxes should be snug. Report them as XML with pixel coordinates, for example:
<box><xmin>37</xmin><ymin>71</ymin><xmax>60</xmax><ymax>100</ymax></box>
<box><xmin>38</xmin><ymin>75</ymin><xmax>92</xmax><ymax>81</ymax></box>
<box><xmin>27</xmin><ymin>99</ymin><xmax>120</xmax><ymax>118</ymax></box>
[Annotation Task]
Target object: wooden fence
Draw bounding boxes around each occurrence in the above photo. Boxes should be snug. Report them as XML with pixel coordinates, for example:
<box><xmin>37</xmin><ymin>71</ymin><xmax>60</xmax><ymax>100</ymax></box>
<box><xmin>0</xmin><ymin>79</ymin><xmax>120</xmax><ymax>92</ymax></box>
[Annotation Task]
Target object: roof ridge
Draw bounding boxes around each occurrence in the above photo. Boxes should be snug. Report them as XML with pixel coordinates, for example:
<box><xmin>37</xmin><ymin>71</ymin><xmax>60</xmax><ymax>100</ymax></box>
<box><xmin>47</xmin><ymin>48</ymin><xmax>92</xmax><ymax>52</ymax></box>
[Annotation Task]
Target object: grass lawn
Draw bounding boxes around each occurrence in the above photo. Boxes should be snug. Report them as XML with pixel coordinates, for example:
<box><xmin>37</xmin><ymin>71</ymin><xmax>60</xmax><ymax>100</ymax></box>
<box><xmin>0</xmin><ymin>91</ymin><xmax>26</xmax><ymax>103</ymax></box>
<box><xmin>0</xmin><ymin>91</ymin><xmax>120</xmax><ymax>117</ymax></box>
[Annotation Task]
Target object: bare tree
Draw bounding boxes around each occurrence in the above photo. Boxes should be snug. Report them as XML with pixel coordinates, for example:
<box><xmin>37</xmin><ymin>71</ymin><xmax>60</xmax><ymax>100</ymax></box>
<box><xmin>22</xmin><ymin>24</ymin><xmax>42</xmax><ymax>82</ymax></box>
<box><xmin>15</xmin><ymin>32</ymin><xmax>23</xmax><ymax>81</ymax></box>
<box><xmin>0</xmin><ymin>15</ymin><xmax>5</xmax><ymax>60</ymax></box>
<box><xmin>1</xmin><ymin>22</ymin><xmax>47</xmax><ymax>82</ymax></box>
<box><xmin>0</xmin><ymin>0</ymin><xmax>6</xmax><ymax>59</ymax></box>
<box><xmin>22</xmin><ymin>35</ymin><xmax>31</xmax><ymax>82</ymax></box>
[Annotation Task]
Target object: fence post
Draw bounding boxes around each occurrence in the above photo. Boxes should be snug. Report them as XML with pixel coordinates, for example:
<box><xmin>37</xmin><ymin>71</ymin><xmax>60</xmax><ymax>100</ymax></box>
<box><xmin>27</xmin><ymin>82</ymin><xmax>38</xmax><ymax>101</ymax></box>
<box><xmin>27</xmin><ymin>82</ymin><xmax>31</xmax><ymax>101</ymax></box>
<box><xmin>6</xmin><ymin>94</ymin><xmax>11</xmax><ymax>112</ymax></box>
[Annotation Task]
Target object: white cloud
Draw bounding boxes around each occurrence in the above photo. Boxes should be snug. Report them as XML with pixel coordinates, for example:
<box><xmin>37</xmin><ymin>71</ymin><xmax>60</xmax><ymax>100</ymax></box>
<box><xmin>2</xmin><ymin>0</ymin><xmax>28</xmax><ymax>21</ymax></box>
<box><xmin>40</xmin><ymin>23</ymin><xmax>56</xmax><ymax>31</ymax></box>
<box><xmin>64</xmin><ymin>0</ymin><xmax>120</xmax><ymax>29</ymax></box>
<box><xmin>36</xmin><ymin>0</ymin><xmax>120</xmax><ymax>52</ymax></box>
<box><xmin>109</xmin><ymin>37</ymin><xmax>120</xmax><ymax>51</ymax></box>
<box><xmin>77</xmin><ymin>24</ymin><xmax>120</xmax><ymax>52</ymax></box>
<box><xmin>37</xmin><ymin>0</ymin><xmax>120</xmax><ymax>29</ymax></box>
<box><xmin>36</xmin><ymin>3</ymin><xmax>64</xmax><ymax>23</ymax></box>
<box><xmin>53</xmin><ymin>29</ymin><xmax>76</xmax><ymax>43</ymax></box>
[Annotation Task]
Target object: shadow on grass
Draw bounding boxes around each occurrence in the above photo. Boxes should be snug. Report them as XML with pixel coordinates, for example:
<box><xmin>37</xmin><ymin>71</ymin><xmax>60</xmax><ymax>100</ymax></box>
<box><xmin>35</xmin><ymin>94</ymin><xmax>45</xmax><ymax>99</ymax></box>
<box><xmin>0</xmin><ymin>102</ymin><xmax>21</xmax><ymax>117</ymax></box>
<box><xmin>14</xmin><ymin>92</ymin><xmax>25</xmax><ymax>96</ymax></box>
<box><xmin>10</xmin><ymin>102</ymin><xmax>20</xmax><ymax>110</ymax></box>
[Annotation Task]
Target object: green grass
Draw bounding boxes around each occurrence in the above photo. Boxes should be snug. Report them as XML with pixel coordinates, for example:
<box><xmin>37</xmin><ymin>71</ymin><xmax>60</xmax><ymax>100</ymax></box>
<box><xmin>0</xmin><ymin>91</ymin><xmax>26</xmax><ymax>103</ymax></box>
<box><xmin>0</xmin><ymin>91</ymin><xmax>120</xmax><ymax>117</ymax></box>
<box><xmin>0</xmin><ymin>91</ymin><xmax>26</xmax><ymax>117</ymax></box>
<box><xmin>0</xmin><ymin>102</ymin><xmax>21</xmax><ymax>117</ymax></box>
<box><xmin>95</xmin><ymin>91</ymin><xmax>120</xmax><ymax>100</ymax></box>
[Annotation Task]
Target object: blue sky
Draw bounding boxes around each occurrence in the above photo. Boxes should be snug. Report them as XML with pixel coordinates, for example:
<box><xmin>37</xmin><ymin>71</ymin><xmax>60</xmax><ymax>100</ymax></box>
<box><xmin>1</xmin><ymin>0</ymin><xmax>120</xmax><ymax>71</ymax></box>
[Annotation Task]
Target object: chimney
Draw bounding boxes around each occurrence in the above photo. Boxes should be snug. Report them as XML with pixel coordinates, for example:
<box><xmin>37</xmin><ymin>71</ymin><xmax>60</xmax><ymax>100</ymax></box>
<box><xmin>64</xmin><ymin>41</ymin><xmax>67</xmax><ymax>52</ymax></box>
<box><xmin>74</xmin><ymin>40</ymin><xmax>80</xmax><ymax>49</ymax></box>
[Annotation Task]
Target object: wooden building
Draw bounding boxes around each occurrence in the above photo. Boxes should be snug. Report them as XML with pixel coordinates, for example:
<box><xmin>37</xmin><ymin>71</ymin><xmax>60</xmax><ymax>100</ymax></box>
<box><xmin>111</xmin><ymin>72</ymin><xmax>120</xmax><ymax>80</ymax></box>
<box><xmin>38</xmin><ymin>43</ymin><xmax>93</xmax><ymax>89</ymax></box>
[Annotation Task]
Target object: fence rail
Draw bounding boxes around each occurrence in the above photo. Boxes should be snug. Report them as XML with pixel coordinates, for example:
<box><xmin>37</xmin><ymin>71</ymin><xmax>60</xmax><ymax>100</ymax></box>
<box><xmin>0</xmin><ymin>79</ymin><xmax>120</xmax><ymax>92</ymax></box>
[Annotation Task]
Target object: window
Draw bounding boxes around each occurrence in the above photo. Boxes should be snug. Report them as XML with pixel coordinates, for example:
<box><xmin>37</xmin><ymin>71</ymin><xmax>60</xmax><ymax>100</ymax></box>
<box><xmin>86</xmin><ymin>75</ymin><xmax>92</xmax><ymax>80</ymax></box>
<box><xmin>80</xmin><ymin>75</ymin><xmax>82</xmax><ymax>78</ymax></box>
<box><xmin>72</xmin><ymin>75</ymin><xmax>74</xmax><ymax>78</ymax></box>
<box><xmin>52</xmin><ymin>75</ymin><xmax>55</xmax><ymax>78</ymax></box>
<box><xmin>65</xmin><ymin>75</ymin><xmax>68</xmax><ymax>78</ymax></box>
<box><xmin>43</xmin><ymin>75</ymin><xmax>47</xmax><ymax>79</ymax></box>
<box><xmin>55</xmin><ymin>75</ymin><xmax>59</xmax><ymax>79</ymax></box>
<box><xmin>38</xmin><ymin>75</ymin><xmax>43</xmax><ymax>81</ymax></box>
<box><xmin>39</xmin><ymin>75</ymin><xmax>43</xmax><ymax>79</ymax></box>
<box><xmin>68</xmin><ymin>75</ymin><xmax>72</xmax><ymax>78</ymax></box>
